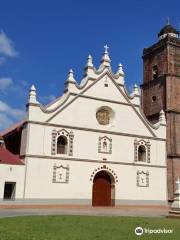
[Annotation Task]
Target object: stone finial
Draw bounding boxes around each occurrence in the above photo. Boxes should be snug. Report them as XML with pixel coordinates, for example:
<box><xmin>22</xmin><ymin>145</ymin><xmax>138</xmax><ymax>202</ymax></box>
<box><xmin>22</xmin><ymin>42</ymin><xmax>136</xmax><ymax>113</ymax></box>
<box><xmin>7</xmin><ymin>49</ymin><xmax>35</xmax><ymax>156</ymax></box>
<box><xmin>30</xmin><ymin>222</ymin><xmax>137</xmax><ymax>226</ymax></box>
<box><xmin>66</xmin><ymin>69</ymin><xmax>76</xmax><ymax>83</ymax></box>
<box><xmin>64</xmin><ymin>69</ymin><xmax>77</xmax><ymax>92</ymax></box>
<box><xmin>116</xmin><ymin>63</ymin><xmax>124</xmax><ymax>75</ymax></box>
<box><xmin>85</xmin><ymin>55</ymin><xmax>93</xmax><ymax>68</ymax></box>
<box><xmin>99</xmin><ymin>45</ymin><xmax>111</xmax><ymax>69</ymax></box>
<box><xmin>159</xmin><ymin>109</ymin><xmax>166</xmax><ymax>124</ymax></box>
<box><xmin>84</xmin><ymin>55</ymin><xmax>95</xmax><ymax>78</ymax></box>
<box><xmin>29</xmin><ymin>84</ymin><xmax>39</xmax><ymax>104</ymax></box>
<box><xmin>133</xmin><ymin>84</ymin><xmax>140</xmax><ymax>96</ymax></box>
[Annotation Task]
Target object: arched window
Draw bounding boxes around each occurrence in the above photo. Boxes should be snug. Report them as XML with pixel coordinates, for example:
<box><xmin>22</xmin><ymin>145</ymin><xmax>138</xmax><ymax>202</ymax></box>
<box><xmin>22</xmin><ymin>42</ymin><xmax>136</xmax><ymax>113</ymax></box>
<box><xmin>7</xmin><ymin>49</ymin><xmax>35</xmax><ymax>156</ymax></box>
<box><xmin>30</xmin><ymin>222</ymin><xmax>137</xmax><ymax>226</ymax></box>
<box><xmin>152</xmin><ymin>65</ymin><xmax>158</xmax><ymax>79</ymax></box>
<box><xmin>138</xmin><ymin>145</ymin><xmax>146</xmax><ymax>162</ymax></box>
<box><xmin>57</xmin><ymin>136</ymin><xmax>67</xmax><ymax>154</ymax></box>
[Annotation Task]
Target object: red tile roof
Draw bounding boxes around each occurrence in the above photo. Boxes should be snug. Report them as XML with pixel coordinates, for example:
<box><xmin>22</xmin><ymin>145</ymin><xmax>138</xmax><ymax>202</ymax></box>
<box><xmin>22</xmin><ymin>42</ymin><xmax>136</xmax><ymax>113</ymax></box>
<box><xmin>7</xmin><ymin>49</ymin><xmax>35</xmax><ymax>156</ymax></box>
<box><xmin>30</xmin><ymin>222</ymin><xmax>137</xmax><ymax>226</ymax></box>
<box><xmin>0</xmin><ymin>147</ymin><xmax>24</xmax><ymax>165</ymax></box>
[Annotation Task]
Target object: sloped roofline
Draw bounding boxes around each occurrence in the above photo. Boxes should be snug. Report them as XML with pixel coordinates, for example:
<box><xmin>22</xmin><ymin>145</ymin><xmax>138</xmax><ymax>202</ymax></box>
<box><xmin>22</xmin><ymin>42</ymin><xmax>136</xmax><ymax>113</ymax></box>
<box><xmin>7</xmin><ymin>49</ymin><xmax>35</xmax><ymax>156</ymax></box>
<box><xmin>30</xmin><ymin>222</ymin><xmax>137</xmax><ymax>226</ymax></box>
<box><xmin>44</xmin><ymin>70</ymin><xmax>162</xmax><ymax>137</ymax></box>
<box><xmin>0</xmin><ymin>147</ymin><xmax>24</xmax><ymax>165</ymax></box>
<box><xmin>1</xmin><ymin>119</ymin><xmax>26</xmax><ymax>137</ymax></box>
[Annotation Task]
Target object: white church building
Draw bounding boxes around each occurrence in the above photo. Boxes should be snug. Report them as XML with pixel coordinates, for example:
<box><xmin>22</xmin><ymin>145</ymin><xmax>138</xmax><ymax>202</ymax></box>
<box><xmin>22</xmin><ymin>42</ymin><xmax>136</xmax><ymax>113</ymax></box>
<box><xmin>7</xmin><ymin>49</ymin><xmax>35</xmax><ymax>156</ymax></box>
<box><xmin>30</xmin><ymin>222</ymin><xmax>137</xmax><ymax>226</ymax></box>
<box><xmin>0</xmin><ymin>46</ymin><xmax>167</xmax><ymax>206</ymax></box>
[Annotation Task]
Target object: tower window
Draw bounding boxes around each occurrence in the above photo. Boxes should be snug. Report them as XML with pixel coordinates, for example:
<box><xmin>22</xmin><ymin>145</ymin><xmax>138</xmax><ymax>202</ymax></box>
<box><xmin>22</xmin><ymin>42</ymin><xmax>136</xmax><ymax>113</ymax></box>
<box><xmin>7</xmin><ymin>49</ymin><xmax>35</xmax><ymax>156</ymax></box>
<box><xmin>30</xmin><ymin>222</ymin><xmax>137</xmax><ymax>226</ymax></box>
<box><xmin>152</xmin><ymin>65</ymin><xmax>158</xmax><ymax>79</ymax></box>
<box><xmin>138</xmin><ymin>145</ymin><xmax>146</xmax><ymax>162</ymax></box>
<box><xmin>152</xmin><ymin>96</ymin><xmax>157</xmax><ymax>102</ymax></box>
<box><xmin>57</xmin><ymin>136</ymin><xmax>67</xmax><ymax>154</ymax></box>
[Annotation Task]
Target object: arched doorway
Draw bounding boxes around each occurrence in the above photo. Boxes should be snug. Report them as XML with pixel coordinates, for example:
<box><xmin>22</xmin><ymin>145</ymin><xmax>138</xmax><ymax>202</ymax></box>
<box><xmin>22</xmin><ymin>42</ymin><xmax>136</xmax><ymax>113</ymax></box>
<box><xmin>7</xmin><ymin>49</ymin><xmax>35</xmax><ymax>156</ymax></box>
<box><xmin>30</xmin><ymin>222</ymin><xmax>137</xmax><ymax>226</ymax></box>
<box><xmin>92</xmin><ymin>171</ymin><xmax>114</xmax><ymax>206</ymax></box>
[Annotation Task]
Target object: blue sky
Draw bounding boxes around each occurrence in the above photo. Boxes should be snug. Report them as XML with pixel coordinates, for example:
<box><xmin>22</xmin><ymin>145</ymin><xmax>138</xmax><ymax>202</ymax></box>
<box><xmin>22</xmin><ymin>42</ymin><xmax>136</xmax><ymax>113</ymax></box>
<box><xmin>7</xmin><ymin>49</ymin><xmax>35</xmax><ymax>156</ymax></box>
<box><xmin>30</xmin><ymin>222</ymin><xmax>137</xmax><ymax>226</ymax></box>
<box><xmin>0</xmin><ymin>0</ymin><xmax>180</xmax><ymax>130</ymax></box>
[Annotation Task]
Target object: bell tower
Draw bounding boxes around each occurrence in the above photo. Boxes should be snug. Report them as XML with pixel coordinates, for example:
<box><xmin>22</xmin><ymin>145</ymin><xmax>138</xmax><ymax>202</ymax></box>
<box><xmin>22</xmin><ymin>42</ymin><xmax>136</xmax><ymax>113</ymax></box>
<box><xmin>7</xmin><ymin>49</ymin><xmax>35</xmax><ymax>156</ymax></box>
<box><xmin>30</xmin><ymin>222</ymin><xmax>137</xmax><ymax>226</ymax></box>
<box><xmin>141</xmin><ymin>23</ymin><xmax>180</xmax><ymax>200</ymax></box>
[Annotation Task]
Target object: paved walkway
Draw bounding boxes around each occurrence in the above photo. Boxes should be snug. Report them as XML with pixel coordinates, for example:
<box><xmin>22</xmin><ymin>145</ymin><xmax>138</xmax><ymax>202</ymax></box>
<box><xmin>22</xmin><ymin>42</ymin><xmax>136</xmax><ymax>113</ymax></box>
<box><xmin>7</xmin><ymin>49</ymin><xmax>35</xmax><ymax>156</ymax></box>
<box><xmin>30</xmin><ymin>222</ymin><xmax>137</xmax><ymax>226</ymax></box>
<box><xmin>0</xmin><ymin>205</ymin><xmax>169</xmax><ymax>218</ymax></box>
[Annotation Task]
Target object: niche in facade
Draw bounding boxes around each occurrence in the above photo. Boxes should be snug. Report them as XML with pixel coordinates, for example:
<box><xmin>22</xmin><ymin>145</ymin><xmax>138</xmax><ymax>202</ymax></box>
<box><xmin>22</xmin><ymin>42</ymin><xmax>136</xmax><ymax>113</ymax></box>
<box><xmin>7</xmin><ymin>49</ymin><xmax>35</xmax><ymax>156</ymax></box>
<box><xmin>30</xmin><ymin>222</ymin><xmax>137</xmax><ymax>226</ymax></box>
<box><xmin>98</xmin><ymin>136</ymin><xmax>112</xmax><ymax>154</ymax></box>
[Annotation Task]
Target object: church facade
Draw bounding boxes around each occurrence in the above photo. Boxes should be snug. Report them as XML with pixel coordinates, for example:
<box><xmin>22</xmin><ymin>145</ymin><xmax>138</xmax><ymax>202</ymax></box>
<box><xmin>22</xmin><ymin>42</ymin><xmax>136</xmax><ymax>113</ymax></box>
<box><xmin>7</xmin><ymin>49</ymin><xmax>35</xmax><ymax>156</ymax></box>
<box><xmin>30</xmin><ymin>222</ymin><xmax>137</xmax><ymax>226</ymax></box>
<box><xmin>0</xmin><ymin>44</ymin><xmax>167</xmax><ymax>206</ymax></box>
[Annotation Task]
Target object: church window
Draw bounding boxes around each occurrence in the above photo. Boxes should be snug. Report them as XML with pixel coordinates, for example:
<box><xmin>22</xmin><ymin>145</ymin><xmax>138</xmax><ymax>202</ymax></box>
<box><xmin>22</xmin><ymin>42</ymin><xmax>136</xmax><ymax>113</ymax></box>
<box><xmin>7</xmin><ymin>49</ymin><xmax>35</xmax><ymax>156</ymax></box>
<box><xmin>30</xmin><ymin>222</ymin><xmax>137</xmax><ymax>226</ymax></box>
<box><xmin>57</xmin><ymin>136</ymin><xmax>67</xmax><ymax>154</ymax></box>
<box><xmin>138</xmin><ymin>145</ymin><xmax>146</xmax><ymax>162</ymax></box>
<box><xmin>134</xmin><ymin>139</ymin><xmax>151</xmax><ymax>163</ymax></box>
<box><xmin>152</xmin><ymin>95</ymin><xmax>157</xmax><ymax>102</ymax></box>
<box><xmin>52</xmin><ymin>129</ymin><xmax>74</xmax><ymax>156</ymax></box>
<box><xmin>152</xmin><ymin>65</ymin><xmax>158</xmax><ymax>79</ymax></box>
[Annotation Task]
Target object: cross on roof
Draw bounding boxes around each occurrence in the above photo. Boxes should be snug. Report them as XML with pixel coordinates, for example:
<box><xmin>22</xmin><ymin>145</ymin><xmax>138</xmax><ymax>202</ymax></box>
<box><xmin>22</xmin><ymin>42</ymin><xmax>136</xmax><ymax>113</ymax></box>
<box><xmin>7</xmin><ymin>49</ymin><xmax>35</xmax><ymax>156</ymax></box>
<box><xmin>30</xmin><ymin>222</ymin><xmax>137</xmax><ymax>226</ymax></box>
<box><xmin>104</xmin><ymin>44</ymin><xmax>109</xmax><ymax>53</ymax></box>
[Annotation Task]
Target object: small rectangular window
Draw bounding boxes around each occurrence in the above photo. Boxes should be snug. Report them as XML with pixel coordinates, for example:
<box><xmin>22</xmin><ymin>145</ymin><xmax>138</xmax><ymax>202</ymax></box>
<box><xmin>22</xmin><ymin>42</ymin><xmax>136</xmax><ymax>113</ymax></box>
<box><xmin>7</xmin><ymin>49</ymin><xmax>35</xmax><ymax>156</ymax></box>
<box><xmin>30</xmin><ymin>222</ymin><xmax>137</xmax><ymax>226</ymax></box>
<box><xmin>3</xmin><ymin>182</ymin><xmax>16</xmax><ymax>200</ymax></box>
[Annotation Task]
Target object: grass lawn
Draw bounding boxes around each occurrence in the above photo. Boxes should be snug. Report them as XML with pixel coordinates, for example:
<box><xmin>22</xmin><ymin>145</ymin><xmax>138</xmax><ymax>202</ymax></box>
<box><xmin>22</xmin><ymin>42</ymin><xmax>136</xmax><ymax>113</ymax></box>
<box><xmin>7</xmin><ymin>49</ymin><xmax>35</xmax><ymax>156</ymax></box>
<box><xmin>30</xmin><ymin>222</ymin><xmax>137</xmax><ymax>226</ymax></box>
<box><xmin>0</xmin><ymin>215</ymin><xmax>179</xmax><ymax>240</ymax></box>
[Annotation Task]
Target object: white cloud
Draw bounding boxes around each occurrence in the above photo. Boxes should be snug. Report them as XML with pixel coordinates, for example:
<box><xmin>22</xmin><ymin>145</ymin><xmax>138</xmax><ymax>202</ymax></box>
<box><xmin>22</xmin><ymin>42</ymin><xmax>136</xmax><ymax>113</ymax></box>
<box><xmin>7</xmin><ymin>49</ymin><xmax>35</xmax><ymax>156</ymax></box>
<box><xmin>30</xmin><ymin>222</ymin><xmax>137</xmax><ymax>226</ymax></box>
<box><xmin>40</xmin><ymin>94</ymin><xmax>56</xmax><ymax>103</ymax></box>
<box><xmin>11</xmin><ymin>108</ymin><xmax>25</xmax><ymax>118</ymax></box>
<box><xmin>0</xmin><ymin>113</ymin><xmax>13</xmax><ymax>130</ymax></box>
<box><xmin>0</xmin><ymin>30</ymin><xmax>18</xmax><ymax>58</ymax></box>
<box><xmin>0</xmin><ymin>100</ymin><xmax>25</xmax><ymax>118</ymax></box>
<box><xmin>0</xmin><ymin>77</ymin><xmax>13</xmax><ymax>90</ymax></box>
<box><xmin>0</xmin><ymin>101</ymin><xmax>9</xmax><ymax>112</ymax></box>
<box><xmin>0</xmin><ymin>100</ymin><xmax>25</xmax><ymax>130</ymax></box>
<box><xmin>47</xmin><ymin>94</ymin><xmax>56</xmax><ymax>101</ymax></box>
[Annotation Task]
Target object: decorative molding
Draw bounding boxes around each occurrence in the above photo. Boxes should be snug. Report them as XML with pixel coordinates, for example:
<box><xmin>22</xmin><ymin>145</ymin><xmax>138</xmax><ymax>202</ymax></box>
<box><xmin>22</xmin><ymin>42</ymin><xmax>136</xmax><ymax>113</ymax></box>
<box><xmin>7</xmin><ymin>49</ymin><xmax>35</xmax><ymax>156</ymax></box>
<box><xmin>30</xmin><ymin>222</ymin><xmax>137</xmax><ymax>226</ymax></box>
<box><xmin>51</xmin><ymin>129</ymin><xmax>74</xmax><ymax>156</ymax></box>
<box><xmin>28</xmin><ymin>121</ymin><xmax>166</xmax><ymax>142</ymax></box>
<box><xmin>44</xmin><ymin>70</ymin><xmax>158</xmax><ymax>137</ymax></box>
<box><xmin>71</xmin><ymin>93</ymin><xmax>140</xmax><ymax>107</ymax></box>
<box><xmin>90</xmin><ymin>165</ymin><xmax>118</xmax><ymax>183</ymax></box>
<box><xmin>52</xmin><ymin>164</ymin><xmax>69</xmax><ymax>183</ymax></box>
<box><xmin>134</xmin><ymin>139</ymin><xmax>151</xmax><ymax>163</ymax></box>
<box><xmin>21</xmin><ymin>154</ymin><xmax>167</xmax><ymax>169</ymax></box>
<box><xmin>98</xmin><ymin>136</ymin><xmax>112</xmax><ymax>154</ymax></box>
<box><xmin>69</xmin><ymin>131</ymin><xmax>74</xmax><ymax>156</ymax></box>
<box><xmin>51</xmin><ymin>129</ymin><xmax>57</xmax><ymax>155</ymax></box>
<box><xmin>137</xmin><ymin>170</ymin><xmax>149</xmax><ymax>187</ymax></box>
<box><xmin>57</xmin><ymin>129</ymin><xmax>69</xmax><ymax>137</ymax></box>
<box><xmin>96</xmin><ymin>108</ymin><xmax>110</xmax><ymax>125</ymax></box>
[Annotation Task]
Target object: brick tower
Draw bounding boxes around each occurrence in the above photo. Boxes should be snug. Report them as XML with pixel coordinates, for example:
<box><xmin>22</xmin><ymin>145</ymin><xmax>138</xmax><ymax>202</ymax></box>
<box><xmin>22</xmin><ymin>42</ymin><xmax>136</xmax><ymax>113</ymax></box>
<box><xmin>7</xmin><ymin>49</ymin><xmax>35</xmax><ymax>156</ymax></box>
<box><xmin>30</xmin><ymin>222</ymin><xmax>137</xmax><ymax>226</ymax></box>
<box><xmin>141</xmin><ymin>23</ymin><xmax>180</xmax><ymax>201</ymax></box>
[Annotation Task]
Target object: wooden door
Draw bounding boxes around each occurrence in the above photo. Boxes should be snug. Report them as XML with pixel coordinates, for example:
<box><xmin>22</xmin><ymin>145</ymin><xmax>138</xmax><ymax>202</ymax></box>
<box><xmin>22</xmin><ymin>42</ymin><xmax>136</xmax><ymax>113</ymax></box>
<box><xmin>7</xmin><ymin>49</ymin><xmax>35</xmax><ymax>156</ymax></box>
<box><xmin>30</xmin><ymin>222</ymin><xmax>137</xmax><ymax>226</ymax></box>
<box><xmin>92</xmin><ymin>171</ymin><xmax>111</xmax><ymax>206</ymax></box>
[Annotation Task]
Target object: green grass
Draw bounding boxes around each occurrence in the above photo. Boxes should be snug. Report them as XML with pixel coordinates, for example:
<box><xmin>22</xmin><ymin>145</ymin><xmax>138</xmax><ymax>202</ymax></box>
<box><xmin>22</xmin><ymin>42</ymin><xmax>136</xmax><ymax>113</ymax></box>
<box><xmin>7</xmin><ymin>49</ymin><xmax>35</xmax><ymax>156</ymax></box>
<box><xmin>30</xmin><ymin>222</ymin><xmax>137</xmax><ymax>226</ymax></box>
<box><xmin>0</xmin><ymin>215</ymin><xmax>179</xmax><ymax>240</ymax></box>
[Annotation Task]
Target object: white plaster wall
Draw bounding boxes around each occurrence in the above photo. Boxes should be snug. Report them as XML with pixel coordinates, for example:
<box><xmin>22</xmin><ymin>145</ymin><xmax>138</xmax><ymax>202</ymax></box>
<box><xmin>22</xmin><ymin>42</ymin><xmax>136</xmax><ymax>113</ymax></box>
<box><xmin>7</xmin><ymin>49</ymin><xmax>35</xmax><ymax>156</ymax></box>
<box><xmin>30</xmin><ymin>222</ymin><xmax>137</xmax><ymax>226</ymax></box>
<box><xmin>20</xmin><ymin>125</ymin><xmax>28</xmax><ymax>156</ymax></box>
<box><xmin>47</xmin><ymin>98</ymin><xmax>157</xmax><ymax>137</ymax></box>
<box><xmin>24</xmin><ymin>157</ymin><xmax>167</xmax><ymax>202</ymax></box>
<box><xmin>27</xmin><ymin>124</ymin><xmax>166</xmax><ymax>167</ymax></box>
<box><xmin>28</xmin><ymin>70</ymin><xmax>165</xmax><ymax>140</ymax></box>
<box><xmin>0</xmin><ymin>164</ymin><xmax>25</xmax><ymax>199</ymax></box>
<box><xmin>23</xmin><ymin>67</ymin><xmax>167</xmax><ymax>204</ymax></box>
<box><xmin>83</xmin><ymin>75</ymin><xmax>127</xmax><ymax>102</ymax></box>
